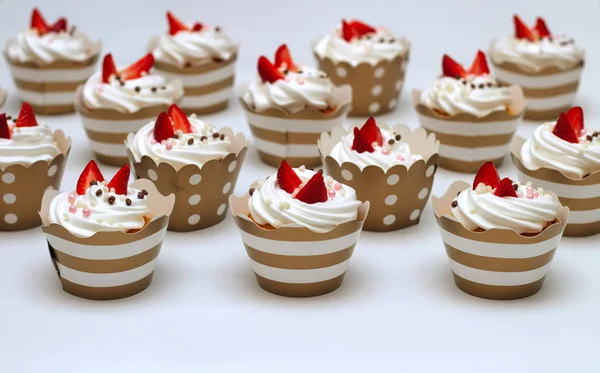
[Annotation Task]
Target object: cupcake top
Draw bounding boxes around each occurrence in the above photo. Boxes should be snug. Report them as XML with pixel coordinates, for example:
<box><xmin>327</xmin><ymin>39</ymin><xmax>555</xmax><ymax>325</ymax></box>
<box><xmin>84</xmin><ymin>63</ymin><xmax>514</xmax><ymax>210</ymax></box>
<box><xmin>248</xmin><ymin>161</ymin><xmax>362</xmax><ymax>233</ymax></box>
<box><xmin>242</xmin><ymin>44</ymin><xmax>339</xmax><ymax>114</ymax></box>
<box><xmin>420</xmin><ymin>51</ymin><xmax>512</xmax><ymax>118</ymax></box>
<box><xmin>329</xmin><ymin>117</ymin><xmax>423</xmax><ymax>171</ymax></box>
<box><xmin>48</xmin><ymin>161</ymin><xmax>150</xmax><ymax>237</ymax></box>
<box><xmin>451</xmin><ymin>162</ymin><xmax>561</xmax><ymax>234</ymax></box>
<box><xmin>128</xmin><ymin>104</ymin><xmax>232</xmax><ymax>170</ymax></box>
<box><xmin>82</xmin><ymin>53</ymin><xmax>183</xmax><ymax>113</ymax></box>
<box><xmin>314</xmin><ymin>19</ymin><xmax>407</xmax><ymax>66</ymax></box>
<box><xmin>151</xmin><ymin>11</ymin><xmax>237</xmax><ymax>68</ymax></box>
<box><xmin>520</xmin><ymin>107</ymin><xmax>600</xmax><ymax>179</ymax></box>
<box><xmin>0</xmin><ymin>102</ymin><xmax>61</xmax><ymax>169</ymax></box>
<box><xmin>6</xmin><ymin>8</ymin><xmax>100</xmax><ymax>66</ymax></box>
<box><xmin>489</xmin><ymin>15</ymin><xmax>584</xmax><ymax>72</ymax></box>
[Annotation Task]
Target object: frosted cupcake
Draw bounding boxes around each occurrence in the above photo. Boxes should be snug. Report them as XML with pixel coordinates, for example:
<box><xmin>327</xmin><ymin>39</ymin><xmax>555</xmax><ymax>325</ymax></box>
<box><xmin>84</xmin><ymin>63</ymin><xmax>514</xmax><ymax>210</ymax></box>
<box><xmin>75</xmin><ymin>53</ymin><xmax>183</xmax><ymax>165</ymax></box>
<box><xmin>4</xmin><ymin>8</ymin><xmax>101</xmax><ymax>114</ymax></box>
<box><xmin>240</xmin><ymin>44</ymin><xmax>351</xmax><ymax>167</ymax></box>
<box><xmin>149</xmin><ymin>11</ymin><xmax>238</xmax><ymax>114</ymax></box>
<box><xmin>313</xmin><ymin>19</ymin><xmax>410</xmax><ymax>116</ymax></box>
<box><xmin>413</xmin><ymin>51</ymin><xmax>525</xmax><ymax>173</ymax></box>
<box><xmin>126</xmin><ymin>104</ymin><xmax>248</xmax><ymax>231</ymax></box>
<box><xmin>489</xmin><ymin>15</ymin><xmax>585</xmax><ymax>120</ymax></box>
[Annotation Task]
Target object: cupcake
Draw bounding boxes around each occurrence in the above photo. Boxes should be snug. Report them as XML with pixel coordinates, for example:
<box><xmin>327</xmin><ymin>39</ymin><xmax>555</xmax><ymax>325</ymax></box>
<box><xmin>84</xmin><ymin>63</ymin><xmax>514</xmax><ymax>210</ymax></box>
<box><xmin>413</xmin><ymin>51</ymin><xmax>526</xmax><ymax>173</ymax></box>
<box><xmin>229</xmin><ymin>161</ymin><xmax>369</xmax><ymax>297</ymax></box>
<box><xmin>4</xmin><ymin>8</ymin><xmax>101</xmax><ymax>114</ymax></box>
<box><xmin>433</xmin><ymin>162</ymin><xmax>568</xmax><ymax>300</ymax></box>
<box><xmin>313</xmin><ymin>19</ymin><xmax>410</xmax><ymax>116</ymax></box>
<box><xmin>125</xmin><ymin>104</ymin><xmax>248</xmax><ymax>231</ymax></box>
<box><xmin>39</xmin><ymin>161</ymin><xmax>175</xmax><ymax>300</ymax></box>
<box><xmin>511</xmin><ymin>107</ymin><xmax>600</xmax><ymax>236</ymax></box>
<box><xmin>240</xmin><ymin>44</ymin><xmax>351</xmax><ymax>168</ymax></box>
<box><xmin>319</xmin><ymin>117</ymin><xmax>439</xmax><ymax>231</ymax></box>
<box><xmin>76</xmin><ymin>53</ymin><xmax>183</xmax><ymax>166</ymax></box>
<box><xmin>489</xmin><ymin>15</ymin><xmax>585</xmax><ymax>120</ymax></box>
<box><xmin>0</xmin><ymin>102</ymin><xmax>71</xmax><ymax>231</ymax></box>
<box><xmin>148</xmin><ymin>11</ymin><xmax>238</xmax><ymax>115</ymax></box>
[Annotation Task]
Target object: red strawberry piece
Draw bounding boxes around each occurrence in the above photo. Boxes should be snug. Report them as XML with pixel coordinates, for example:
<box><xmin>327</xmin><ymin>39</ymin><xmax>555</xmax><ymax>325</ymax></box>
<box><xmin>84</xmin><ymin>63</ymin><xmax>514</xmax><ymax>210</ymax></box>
<box><xmin>167</xmin><ymin>11</ymin><xmax>189</xmax><ymax>35</ymax></box>
<box><xmin>567</xmin><ymin>106</ymin><xmax>584</xmax><ymax>135</ymax></box>
<box><xmin>107</xmin><ymin>164</ymin><xmax>130</xmax><ymax>195</ymax></box>
<box><xmin>48</xmin><ymin>17</ymin><xmax>68</xmax><ymax>33</ymax></box>
<box><xmin>257</xmin><ymin>56</ymin><xmax>284</xmax><ymax>83</ymax></box>
<box><xmin>192</xmin><ymin>22</ymin><xmax>204</xmax><ymax>31</ymax></box>
<box><xmin>341</xmin><ymin>20</ymin><xmax>359</xmax><ymax>42</ymax></box>
<box><xmin>31</xmin><ymin>8</ymin><xmax>49</xmax><ymax>35</ymax></box>
<box><xmin>473</xmin><ymin>161</ymin><xmax>500</xmax><ymax>190</ymax></box>
<box><xmin>15</xmin><ymin>102</ymin><xmax>39</xmax><ymax>128</ymax></box>
<box><xmin>295</xmin><ymin>172</ymin><xmax>328</xmax><ymax>204</ymax></box>
<box><xmin>153</xmin><ymin>112</ymin><xmax>175</xmax><ymax>142</ymax></box>
<box><xmin>552</xmin><ymin>112</ymin><xmax>578</xmax><ymax>143</ymax></box>
<box><xmin>167</xmin><ymin>104</ymin><xmax>192</xmax><ymax>133</ymax></box>
<box><xmin>535</xmin><ymin>17</ymin><xmax>551</xmax><ymax>39</ymax></box>
<box><xmin>442</xmin><ymin>54</ymin><xmax>466</xmax><ymax>78</ymax></box>
<box><xmin>468</xmin><ymin>50</ymin><xmax>490</xmax><ymax>76</ymax></box>
<box><xmin>0</xmin><ymin>114</ymin><xmax>11</xmax><ymax>140</ymax></box>
<box><xmin>349</xmin><ymin>20</ymin><xmax>376</xmax><ymax>35</ymax></box>
<box><xmin>494</xmin><ymin>177</ymin><xmax>518</xmax><ymax>198</ymax></box>
<box><xmin>277</xmin><ymin>160</ymin><xmax>302</xmax><ymax>194</ymax></box>
<box><xmin>120</xmin><ymin>54</ymin><xmax>155</xmax><ymax>81</ymax></box>
<box><xmin>274</xmin><ymin>44</ymin><xmax>298</xmax><ymax>72</ymax></box>
<box><xmin>76</xmin><ymin>160</ymin><xmax>105</xmax><ymax>195</ymax></box>
<box><xmin>102</xmin><ymin>53</ymin><xmax>118</xmax><ymax>83</ymax></box>
<box><xmin>360</xmin><ymin>117</ymin><xmax>383</xmax><ymax>146</ymax></box>
<box><xmin>351</xmin><ymin>127</ymin><xmax>375</xmax><ymax>153</ymax></box>
<box><xmin>514</xmin><ymin>15</ymin><xmax>536</xmax><ymax>41</ymax></box>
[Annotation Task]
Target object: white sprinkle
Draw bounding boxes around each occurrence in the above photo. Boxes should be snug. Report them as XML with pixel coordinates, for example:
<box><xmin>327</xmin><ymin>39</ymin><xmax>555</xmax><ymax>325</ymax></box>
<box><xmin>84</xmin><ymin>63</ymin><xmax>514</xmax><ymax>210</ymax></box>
<box><xmin>76</xmin><ymin>201</ymin><xmax>85</xmax><ymax>209</ymax></box>
<box><xmin>299</xmin><ymin>165</ymin><xmax>306</xmax><ymax>172</ymax></box>
<box><xmin>62</xmin><ymin>213</ymin><xmax>70</xmax><ymax>221</ymax></box>
<box><xmin>266</xmin><ymin>198</ymin><xmax>272</xmax><ymax>206</ymax></box>
<box><xmin>90</xmin><ymin>201</ymin><xmax>97</xmax><ymax>207</ymax></box>
<box><xmin>190</xmin><ymin>113</ymin><xmax>197</xmax><ymax>119</ymax></box>
<box><xmin>110</xmin><ymin>188</ymin><xmax>115</xmax><ymax>193</ymax></box>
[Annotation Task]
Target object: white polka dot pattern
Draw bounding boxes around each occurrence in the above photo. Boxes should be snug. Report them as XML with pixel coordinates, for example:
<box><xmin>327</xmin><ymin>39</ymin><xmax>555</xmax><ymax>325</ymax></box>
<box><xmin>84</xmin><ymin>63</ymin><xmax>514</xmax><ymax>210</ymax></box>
<box><xmin>147</xmin><ymin>170</ymin><xmax>158</xmax><ymax>181</ymax></box>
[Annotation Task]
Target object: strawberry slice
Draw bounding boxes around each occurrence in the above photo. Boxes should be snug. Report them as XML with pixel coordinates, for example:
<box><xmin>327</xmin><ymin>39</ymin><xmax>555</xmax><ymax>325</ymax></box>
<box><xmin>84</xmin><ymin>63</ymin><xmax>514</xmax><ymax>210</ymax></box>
<box><xmin>342</xmin><ymin>20</ymin><xmax>360</xmax><ymax>42</ymax></box>
<box><xmin>107</xmin><ymin>164</ymin><xmax>130</xmax><ymax>195</ymax></box>
<box><xmin>192</xmin><ymin>22</ymin><xmax>204</xmax><ymax>31</ymax></box>
<box><xmin>552</xmin><ymin>112</ymin><xmax>578</xmax><ymax>143</ymax></box>
<box><xmin>15</xmin><ymin>102</ymin><xmax>39</xmax><ymax>128</ymax></box>
<box><xmin>442</xmin><ymin>54</ymin><xmax>466</xmax><ymax>78</ymax></box>
<box><xmin>494</xmin><ymin>177</ymin><xmax>518</xmax><ymax>198</ymax></box>
<box><xmin>473</xmin><ymin>161</ymin><xmax>500</xmax><ymax>190</ymax></box>
<box><xmin>351</xmin><ymin>127</ymin><xmax>375</xmax><ymax>153</ymax></box>
<box><xmin>167</xmin><ymin>11</ymin><xmax>189</xmax><ymax>35</ymax></box>
<box><xmin>167</xmin><ymin>104</ymin><xmax>192</xmax><ymax>133</ymax></box>
<box><xmin>31</xmin><ymin>8</ymin><xmax>49</xmax><ymax>35</ymax></box>
<box><xmin>567</xmin><ymin>106</ymin><xmax>584</xmax><ymax>135</ymax></box>
<box><xmin>102</xmin><ymin>53</ymin><xmax>118</xmax><ymax>83</ymax></box>
<box><xmin>277</xmin><ymin>160</ymin><xmax>302</xmax><ymax>194</ymax></box>
<box><xmin>349</xmin><ymin>20</ymin><xmax>376</xmax><ymax>35</ymax></box>
<box><xmin>48</xmin><ymin>17</ymin><xmax>68</xmax><ymax>33</ymax></box>
<box><xmin>295</xmin><ymin>172</ymin><xmax>328</xmax><ymax>204</ymax></box>
<box><xmin>153</xmin><ymin>112</ymin><xmax>175</xmax><ymax>142</ymax></box>
<box><xmin>257</xmin><ymin>56</ymin><xmax>284</xmax><ymax>83</ymax></box>
<box><xmin>514</xmin><ymin>15</ymin><xmax>536</xmax><ymax>41</ymax></box>
<box><xmin>76</xmin><ymin>160</ymin><xmax>105</xmax><ymax>195</ymax></box>
<box><xmin>535</xmin><ymin>17</ymin><xmax>551</xmax><ymax>39</ymax></box>
<box><xmin>120</xmin><ymin>54</ymin><xmax>155</xmax><ymax>81</ymax></box>
<box><xmin>274</xmin><ymin>44</ymin><xmax>298</xmax><ymax>72</ymax></box>
<box><xmin>360</xmin><ymin>117</ymin><xmax>383</xmax><ymax>146</ymax></box>
<box><xmin>0</xmin><ymin>114</ymin><xmax>11</xmax><ymax>140</ymax></box>
<box><xmin>468</xmin><ymin>50</ymin><xmax>490</xmax><ymax>76</ymax></box>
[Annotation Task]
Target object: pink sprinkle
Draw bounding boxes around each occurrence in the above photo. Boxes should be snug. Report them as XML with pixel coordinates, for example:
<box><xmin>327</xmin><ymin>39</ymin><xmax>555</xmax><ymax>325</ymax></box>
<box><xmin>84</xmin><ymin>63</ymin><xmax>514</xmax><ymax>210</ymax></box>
<box><xmin>328</xmin><ymin>189</ymin><xmax>336</xmax><ymax>198</ymax></box>
<box><xmin>68</xmin><ymin>193</ymin><xmax>77</xmax><ymax>204</ymax></box>
<box><xmin>165</xmin><ymin>143</ymin><xmax>173</xmax><ymax>151</ymax></box>
<box><xmin>82</xmin><ymin>208</ymin><xmax>91</xmax><ymax>218</ymax></box>
<box><xmin>371</xmin><ymin>142</ymin><xmax>378</xmax><ymax>148</ymax></box>
<box><xmin>382</xmin><ymin>149</ymin><xmax>390</xmax><ymax>155</ymax></box>
<box><xmin>69</xmin><ymin>205</ymin><xmax>77</xmax><ymax>213</ymax></box>
<box><xmin>97</xmin><ymin>85</ymin><xmax>103</xmax><ymax>93</ymax></box>
<box><xmin>333</xmin><ymin>182</ymin><xmax>342</xmax><ymax>191</ymax></box>
<box><xmin>151</xmin><ymin>139</ymin><xmax>157</xmax><ymax>145</ymax></box>
<box><xmin>397</xmin><ymin>155</ymin><xmax>405</xmax><ymax>161</ymax></box>
<box><xmin>297</xmin><ymin>80</ymin><xmax>305</xmax><ymax>85</ymax></box>
<box><xmin>526</xmin><ymin>193</ymin><xmax>533</xmax><ymax>199</ymax></box>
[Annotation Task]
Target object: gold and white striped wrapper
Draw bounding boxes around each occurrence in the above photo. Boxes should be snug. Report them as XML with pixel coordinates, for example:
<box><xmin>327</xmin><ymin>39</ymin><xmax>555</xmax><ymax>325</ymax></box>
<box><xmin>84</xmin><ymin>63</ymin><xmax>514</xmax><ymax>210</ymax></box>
<box><xmin>230</xmin><ymin>193</ymin><xmax>369</xmax><ymax>297</ymax></box>
<box><xmin>39</xmin><ymin>179</ymin><xmax>175</xmax><ymax>300</ymax></box>
<box><xmin>75</xmin><ymin>83</ymin><xmax>184</xmax><ymax>166</ymax></box>
<box><xmin>433</xmin><ymin>181</ymin><xmax>569</xmax><ymax>300</ymax></box>
<box><xmin>511</xmin><ymin>136</ymin><xmax>600</xmax><ymax>237</ymax></box>
<box><xmin>412</xmin><ymin>86</ymin><xmax>526</xmax><ymax>173</ymax></box>
<box><xmin>239</xmin><ymin>84</ymin><xmax>352</xmax><ymax>168</ymax></box>
<box><xmin>0</xmin><ymin>89</ymin><xmax>6</xmax><ymax>108</ymax></box>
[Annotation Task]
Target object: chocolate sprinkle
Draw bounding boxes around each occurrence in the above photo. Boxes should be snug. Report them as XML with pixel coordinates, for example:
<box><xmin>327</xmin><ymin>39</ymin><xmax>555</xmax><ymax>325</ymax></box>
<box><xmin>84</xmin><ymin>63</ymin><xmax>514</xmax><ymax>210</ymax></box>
<box><xmin>462</xmin><ymin>80</ymin><xmax>467</xmax><ymax>85</ymax></box>
<box><xmin>220</xmin><ymin>134</ymin><xmax>225</xmax><ymax>140</ymax></box>
<box><xmin>487</xmin><ymin>82</ymin><xmax>493</xmax><ymax>88</ymax></box>
<box><xmin>95</xmin><ymin>189</ymin><xmax>102</xmax><ymax>197</ymax></box>
<box><xmin>215</xmin><ymin>26</ymin><xmax>221</xmax><ymax>32</ymax></box>
<box><xmin>137</xmin><ymin>192</ymin><xmax>144</xmax><ymax>199</ymax></box>
<box><xmin>162</xmin><ymin>86</ymin><xmax>167</xmax><ymax>90</ymax></box>
<box><xmin>151</xmin><ymin>87</ymin><xmax>157</xmax><ymax>93</ymax></box>
<box><xmin>388</xmin><ymin>139</ymin><xmax>395</xmax><ymax>145</ymax></box>
<box><xmin>6</xmin><ymin>115</ymin><xmax>12</xmax><ymax>120</ymax></box>
<box><xmin>451</xmin><ymin>200</ymin><xmax>458</xmax><ymax>208</ymax></box>
<box><xmin>126</xmin><ymin>198</ymin><xmax>132</xmax><ymax>206</ymax></box>
<box><xmin>249</xmin><ymin>188</ymin><xmax>255</xmax><ymax>196</ymax></box>
<box><xmin>187</xmin><ymin>138</ymin><xmax>194</xmax><ymax>145</ymax></box>
<box><xmin>455</xmin><ymin>75</ymin><xmax>462</xmax><ymax>80</ymax></box>
<box><xmin>108</xmin><ymin>196</ymin><xmax>116</xmax><ymax>205</ymax></box>
<box><xmin>395</xmin><ymin>134</ymin><xmax>401</xmax><ymax>141</ymax></box>
<box><xmin>513</xmin><ymin>184</ymin><xmax>519</xmax><ymax>191</ymax></box>
<box><xmin>587</xmin><ymin>135</ymin><xmax>593</xmax><ymax>141</ymax></box>
<box><xmin>478</xmin><ymin>84</ymin><xmax>485</xmax><ymax>89</ymax></box>
<box><xmin>90</xmin><ymin>180</ymin><xmax>98</xmax><ymax>186</ymax></box>
<box><xmin>212</xmin><ymin>132</ymin><xmax>220</xmax><ymax>139</ymax></box>
<box><xmin>283</xmin><ymin>69</ymin><xmax>289</xmax><ymax>75</ymax></box>
<box><xmin>134</xmin><ymin>86</ymin><xmax>141</xmax><ymax>93</ymax></box>
<box><xmin>200</xmin><ymin>136</ymin><xmax>207</xmax><ymax>141</ymax></box>
<box><xmin>318</xmin><ymin>169</ymin><xmax>324</xmax><ymax>174</ymax></box>
<box><xmin>142</xmin><ymin>189</ymin><xmax>148</xmax><ymax>195</ymax></box>
<box><xmin>471</xmin><ymin>84</ymin><xmax>476</xmax><ymax>89</ymax></box>
<box><xmin>12</xmin><ymin>118</ymin><xmax>17</xmax><ymax>123</ymax></box>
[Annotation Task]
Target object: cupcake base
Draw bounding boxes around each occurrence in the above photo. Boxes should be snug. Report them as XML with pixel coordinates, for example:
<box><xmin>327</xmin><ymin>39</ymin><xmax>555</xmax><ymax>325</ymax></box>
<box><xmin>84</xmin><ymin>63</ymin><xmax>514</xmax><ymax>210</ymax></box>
<box><xmin>254</xmin><ymin>272</ymin><xmax>345</xmax><ymax>297</ymax></box>
<box><xmin>57</xmin><ymin>267</ymin><xmax>154</xmax><ymax>300</ymax></box>
<box><xmin>451</xmin><ymin>273</ymin><xmax>545</xmax><ymax>300</ymax></box>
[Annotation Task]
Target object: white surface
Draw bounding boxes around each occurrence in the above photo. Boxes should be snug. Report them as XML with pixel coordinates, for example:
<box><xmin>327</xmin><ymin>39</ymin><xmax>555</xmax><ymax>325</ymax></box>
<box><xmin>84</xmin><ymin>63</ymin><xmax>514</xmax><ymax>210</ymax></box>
<box><xmin>1</xmin><ymin>0</ymin><xmax>600</xmax><ymax>372</ymax></box>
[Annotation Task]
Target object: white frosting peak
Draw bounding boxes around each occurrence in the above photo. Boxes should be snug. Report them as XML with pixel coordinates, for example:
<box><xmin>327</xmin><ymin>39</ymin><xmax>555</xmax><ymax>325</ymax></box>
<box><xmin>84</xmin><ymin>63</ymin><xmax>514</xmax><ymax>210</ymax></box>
<box><xmin>0</xmin><ymin>121</ymin><xmax>60</xmax><ymax>169</ymax></box>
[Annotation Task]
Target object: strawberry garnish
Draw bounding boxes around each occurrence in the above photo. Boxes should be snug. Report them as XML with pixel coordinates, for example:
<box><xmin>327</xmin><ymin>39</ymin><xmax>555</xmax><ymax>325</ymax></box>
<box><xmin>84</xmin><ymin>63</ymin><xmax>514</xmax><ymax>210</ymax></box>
<box><xmin>276</xmin><ymin>160</ymin><xmax>302</xmax><ymax>194</ymax></box>
<box><xmin>514</xmin><ymin>15</ymin><xmax>536</xmax><ymax>41</ymax></box>
<box><xmin>567</xmin><ymin>106</ymin><xmax>584</xmax><ymax>135</ymax></box>
<box><xmin>274</xmin><ymin>44</ymin><xmax>298</xmax><ymax>72</ymax></box>
<box><xmin>167</xmin><ymin>11</ymin><xmax>188</xmax><ymax>35</ymax></box>
<box><xmin>76</xmin><ymin>160</ymin><xmax>105</xmax><ymax>195</ymax></box>
<box><xmin>31</xmin><ymin>8</ymin><xmax>49</xmax><ymax>35</ymax></box>
<box><xmin>192</xmin><ymin>22</ymin><xmax>204</xmax><ymax>31</ymax></box>
<box><xmin>102</xmin><ymin>53</ymin><xmax>118</xmax><ymax>83</ymax></box>
<box><xmin>295</xmin><ymin>172</ymin><xmax>328</xmax><ymax>204</ymax></box>
<box><xmin>0</xmin><ymin>114</ymin><xmax>11</xmax><ymax>140</ymax></box>
<box><xmin>153</xmin><ymin>112</ymin><xmax>175</xmax><ymax>143</ymax></box>
<box><xmin>494</xmin><ymin>177</ymin><xmax>518</xmax><ymax>198</ymax></box>
<box><xmin>552</xmin><ymin>112</ymin><xmax>578</xmax><ymax>144</ymax></box>
<box><xmin>351</xmin><ymin>127</ymin><xmax>375</xmax><ymax>153</ymax></box>
<box><xmin>167</xmin><ymin>104</ymin><xmax>192</xmax><ymax>133</ymax></box>
<box><xmin>257</xmin><ymin>56</ymin><xmax>284</xmax><ymax>83</ymax></box>
<box><xmin>360</xmin><ymin>117</ymin><xmax>383</xmax><ymax>146</ymax></box>
<box><xmin>48</xmin><ymin>17</ymin><xmax>68</xmax><ymax>33</ymax></box>
<box><xmin>468</xmin><ymin>50</ymin><xmax>490</xmax><ymax>76</ymax></box>
<box><xmin>535</xmin><ymin>17</ymin><xmax>551</xmax><ymax>39</ymax></box>
<box><xmin>349</xmin><ymin>20</ymin><xmax>376</xmax><ymax>35</ymax></box>
<box><xmin>107</xmin><ymin>164</ymin><xmax>130</xmax><ymax>195</ymax></box>
<box><xmin>442</xmin><ymin>54</ymin><xmax>466</xmax><ymax>78</ymax></box>
<box><xmin>120</xmin><ymin>54</ymin><xmax>155</xmax><ymax>81</ymax></box>
<box><xmin>341</xmin><ymin>20</ymin><xmax>360</xmax><ymax>42</ymax></box>
<box><xmin>473</xmin><ymin>161</ymin><xmax>500</xmax><ymax>190</ymax></box>
<box><xmin>15</xmin><ymin>102</ymin><xmax>38</xmax><ymax>128</ymax></box>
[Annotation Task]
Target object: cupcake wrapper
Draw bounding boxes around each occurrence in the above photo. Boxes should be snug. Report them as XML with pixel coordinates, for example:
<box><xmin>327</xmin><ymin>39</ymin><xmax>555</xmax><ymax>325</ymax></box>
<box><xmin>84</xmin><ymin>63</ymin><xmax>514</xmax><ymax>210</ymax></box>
<box><xmin>433</xmin><ymin>181</ymin><xmax>569</xmax><ymax>300</ymax></box>
<box><xmin>39</xmin><ymin>179</ymin><xmax>175</xmax><ymax>300</ymax></box>
<box><xmin>230</xmin><ymin>193</ymin><xmax>369</xmax><ymax>297</ymax></box>
<box><xmin>319</xmin><ymin>124</ymin><xmax>439</xmax><ymax>231</ymax></box>
<box><xmin>0</xmin><ymin>131</ymin><xmax>71</xmax><ymax>231</ymax></box>
<box><xmin>126</xmin><ymin>128</ymin><xmax>248</xmax><ymax>232</ymax></box>
<box><xmin>412</xmin><ymin>86</ymin><xmax>526</xmax><ymax>173</ymax></box>
<box><xmin>0</xmin><ymin>89</ymin><xmax>6</xmax><ymax>108</ymax></box>
<box><xmin>491</xmin><ymin>60</ymin><xmax>583</xmax><ymax>120</ymax></box>
<box><xmin>511</xmin><ymin>137</ymin><xmax>600</xmax><ymax>237</ymax></box>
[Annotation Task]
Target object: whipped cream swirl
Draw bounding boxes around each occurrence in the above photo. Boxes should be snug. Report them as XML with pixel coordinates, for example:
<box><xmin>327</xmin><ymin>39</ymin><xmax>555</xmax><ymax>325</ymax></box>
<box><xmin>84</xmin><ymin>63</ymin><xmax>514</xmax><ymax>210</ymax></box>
<box><xmin>129</xmin><ymin>116</ymin><xmax>232</xmax><ymax>170</ymax></box>
<box><xmin>48</xmin><ymin>181</ymin><xmax>150</xmax><ymax>238</ymax></box>
<box><xmin>520</xmin><ymin>122</ymin><xmax>600</xmax><ymax>179</ymax></box>
<box><xmin>490</xmin><ymin>36</ymin><xmax>585</xmax><ymax>72</ymax></box>
<box><xmin>248</xmin><ymin>168</ymin><xmax>361</xmax><ymax>233</ymax></box>
<box><xmin>0</xmin><ymin>123</ymin><xmax>60</xmax><ymax>169</ymax></box>
<box><xmin>451</xmin><ymin>183</ymin><xmax>561</xmax><ymax>234</ymax></box>
<box><xmin>420</xmin><ymin>76</ymin><xmax>512</xmax><ymax>117</ymax></box>
<box><xmin>82</xmin><ymin>71</ymin><xmax>183</xmax><ymax>113</ymax></box>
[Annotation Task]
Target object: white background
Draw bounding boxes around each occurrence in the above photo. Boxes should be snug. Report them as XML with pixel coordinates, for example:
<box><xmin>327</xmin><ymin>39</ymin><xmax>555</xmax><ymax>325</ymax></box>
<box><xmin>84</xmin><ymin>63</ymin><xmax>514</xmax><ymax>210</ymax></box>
<box><xmin>1</xmin><ymin>0</ymin><xmax>599</xmax><ymax>371</ymax></box>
